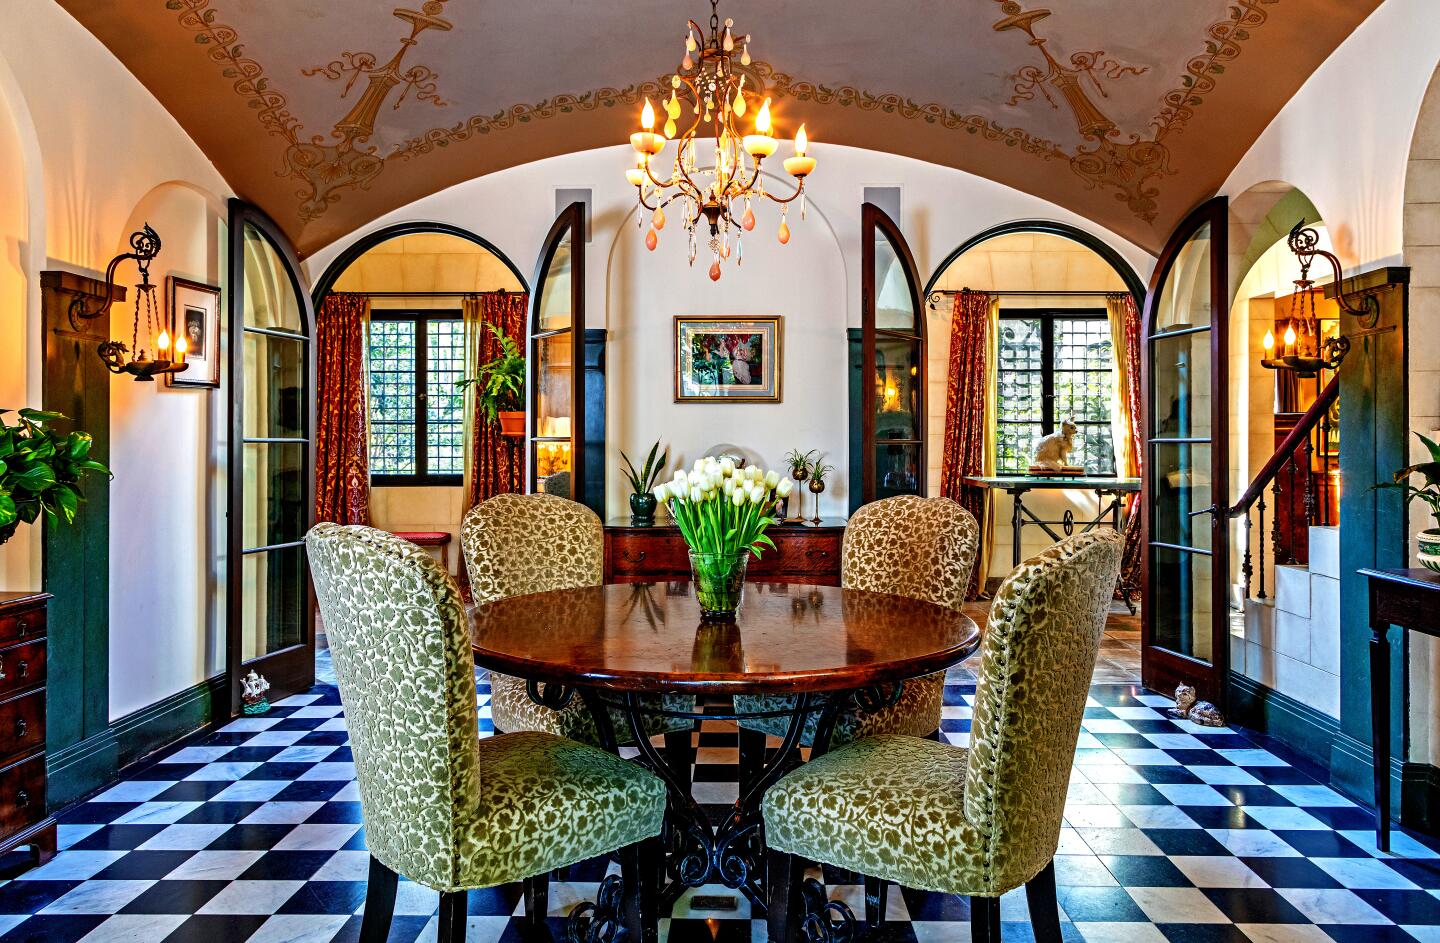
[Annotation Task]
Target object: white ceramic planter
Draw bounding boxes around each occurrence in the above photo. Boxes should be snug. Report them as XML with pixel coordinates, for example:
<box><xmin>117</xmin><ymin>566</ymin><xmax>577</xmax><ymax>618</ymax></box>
<box><xmin>1419</xmin><ymin>528</ymin><xmax>1440</xmax><ymax>572</ymax></box>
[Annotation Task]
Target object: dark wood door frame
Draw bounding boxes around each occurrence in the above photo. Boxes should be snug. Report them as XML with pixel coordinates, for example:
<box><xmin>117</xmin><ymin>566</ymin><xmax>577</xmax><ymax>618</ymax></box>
<box><xmin>859</xmin><ymin>202</ymin><xmax>926</xmax><ymax>506</ymax></box>
<box><xmin>226</xmin><ymin>199</ymin><xmax>317</xmax><ymax>715</ymax></box>
<box><xmin>1140</xmin><ymin>195</ymin><xmax>1230</xmax><ymax>706</ymax></box>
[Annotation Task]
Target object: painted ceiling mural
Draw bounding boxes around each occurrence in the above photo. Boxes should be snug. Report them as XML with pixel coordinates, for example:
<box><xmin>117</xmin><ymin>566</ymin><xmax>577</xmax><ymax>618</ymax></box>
<box><xmin>58</xmin><ymin>0</ymin><xmax>1379</xmax><ymax>256</ymax></box>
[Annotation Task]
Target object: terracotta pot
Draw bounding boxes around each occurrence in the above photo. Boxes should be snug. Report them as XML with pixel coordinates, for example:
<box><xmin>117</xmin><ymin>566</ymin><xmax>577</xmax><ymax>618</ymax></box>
<box><xmin>497</xmin><ymin>411</ymin><xmax>526</xmax><ymax>438</ymax></box>
<box><xmin>1419</xmin><ymin>528</ymin><xmax>1440</xmax><ymax>573</ymax></box>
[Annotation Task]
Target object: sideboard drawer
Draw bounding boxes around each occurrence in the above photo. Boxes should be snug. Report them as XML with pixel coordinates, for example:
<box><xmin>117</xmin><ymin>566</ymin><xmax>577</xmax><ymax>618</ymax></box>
<box><xmin>0</xmin><ymin>606</ymin><xmax>44</xmax><ymax>648</ymax></box>
<box><xmin>0</xmin><ymin>690</ymin><xmax>45</xmax><ymax>763</ymax></box>
<box><xmin>608</xmin><ymin>533</ymin><xmax>690</xmax><ymax>578</ymax></box>
<box><xmin>765</xmin><ymin>533</ymin><xmax>843</xmax><ymax>577</ymax></box>
<box><xmin>0</xmin><ymin>641</ymin><xmax>45</xmax><ymax>699</ymax></box>
<box><xmin>0</xmin><ymin>754</ymin><xmax>46</xmax><ymax>836</ymax></box>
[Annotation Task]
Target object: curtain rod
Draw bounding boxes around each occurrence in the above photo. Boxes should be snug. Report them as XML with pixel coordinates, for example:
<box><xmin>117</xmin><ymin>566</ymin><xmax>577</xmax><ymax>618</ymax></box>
<box><xmin>925</xmin><ymin>288</ymin><xmax>1127</xmax><ymax>306</ymax></box>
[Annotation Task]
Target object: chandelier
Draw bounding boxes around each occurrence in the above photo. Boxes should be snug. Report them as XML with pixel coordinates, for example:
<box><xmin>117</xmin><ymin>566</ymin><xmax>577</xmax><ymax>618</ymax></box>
<box><xmin>626</xmin><ymin>0</ymin><xmax>814</xmax><ymax>281</ymax></box>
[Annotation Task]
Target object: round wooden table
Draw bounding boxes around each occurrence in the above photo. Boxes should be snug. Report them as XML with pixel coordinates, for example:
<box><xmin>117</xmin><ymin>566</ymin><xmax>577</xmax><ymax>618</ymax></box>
<box><xmin>471</xmin><ymin>580</ymin><xmax>981</xmax><ymax>915</ymax></box>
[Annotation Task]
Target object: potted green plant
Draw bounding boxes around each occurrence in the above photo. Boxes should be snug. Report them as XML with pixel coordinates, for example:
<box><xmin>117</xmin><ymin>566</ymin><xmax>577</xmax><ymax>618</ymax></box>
<box><xmin>0</xmin><ymin>409</ymin><xmax>112</xmax><ymax>545</ymax></box>
<box><xmin>621</xmin><ymin>440</ymin><xmax>668</xmax><ymax>524</ymax></box>
<box><xmin>1381</xmin><ymin>431</ymin><xmax>1440</xmax><ymax>571</ymax></box>
<box><xmin>782</xmin><ymin>448</ymin><xmax>815</xmax><ymax>521</ymax></box>
<box><xmin>458</xmin><ymin>323</ymin><xmax>526</xmax><ymax>438</ymax></box>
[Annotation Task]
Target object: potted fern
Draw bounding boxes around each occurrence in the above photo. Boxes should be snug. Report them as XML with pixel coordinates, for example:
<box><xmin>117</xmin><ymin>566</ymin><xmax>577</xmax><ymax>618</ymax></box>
<box><xmin>621</xmin><ymin>440</ymin><xmax>668</xmax><ymax>524</ymax></box>
<box><xmin>0</xmin><ymin>409</ymin><xmax>112</xmax><ymax>545</ymax></box>
<box><xmin>459</xmin><ymin>323</ymin><xmax>526</xmax><ymax>438</ymax></box>
<box><xmin>1382</xmin><ymin>431</ymin><xmax>1440</xmax><ymax>571</ymax></box>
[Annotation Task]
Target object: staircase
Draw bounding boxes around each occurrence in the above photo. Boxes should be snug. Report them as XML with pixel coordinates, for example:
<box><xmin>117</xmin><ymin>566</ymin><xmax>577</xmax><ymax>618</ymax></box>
<box><xmin>1234</xmin><ymin>525</ymin><xmax>1340</xmax><ymax>718</ymax></box>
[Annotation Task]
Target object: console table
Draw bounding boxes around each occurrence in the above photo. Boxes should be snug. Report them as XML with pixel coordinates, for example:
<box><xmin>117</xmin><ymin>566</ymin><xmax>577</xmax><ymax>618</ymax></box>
<box><xmin>604</xmin><ymin>518</ymin><xmax>846</xmax><ymax>585</ymax></box>
<box><xmin>1361</xmin><ymin>567</ymin><xmax>1440</xmax><ymax>852</ymax></box>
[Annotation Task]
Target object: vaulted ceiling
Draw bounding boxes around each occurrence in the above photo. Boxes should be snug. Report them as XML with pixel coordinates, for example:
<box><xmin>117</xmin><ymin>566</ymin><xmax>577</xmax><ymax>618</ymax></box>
<box><xmin>61</xmin><ymin>0</ymin><xmax>1379</xmax><ymax>257</ymax></box>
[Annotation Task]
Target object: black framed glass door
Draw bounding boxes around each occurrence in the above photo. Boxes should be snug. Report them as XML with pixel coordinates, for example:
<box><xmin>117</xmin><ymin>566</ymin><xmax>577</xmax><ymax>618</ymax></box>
<box><xmin>527</xmin><ymin>202</ymin><xmax>589</xmax><ymax>510</ymax></box>
<box><xmin>227</xmin><ymin>200</ymin><xmax>316</xmax><ymax>714</ymax></box>
<box><xmin>858</xmin><ymin>202</ymin><xmax>926</xmax><ymax>505</ymax></box>
<box><xmin>1141</xmin><ymin>196</ymin><xmax>1229</xmax><ymax>704</ymax></box>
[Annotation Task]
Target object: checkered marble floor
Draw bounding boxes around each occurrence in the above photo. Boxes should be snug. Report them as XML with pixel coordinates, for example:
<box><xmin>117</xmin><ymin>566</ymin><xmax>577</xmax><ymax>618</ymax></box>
<box><xmin>1</xmin><ymin>672</ymin><xmax>1437</xmax><ymax>943</ymax></box>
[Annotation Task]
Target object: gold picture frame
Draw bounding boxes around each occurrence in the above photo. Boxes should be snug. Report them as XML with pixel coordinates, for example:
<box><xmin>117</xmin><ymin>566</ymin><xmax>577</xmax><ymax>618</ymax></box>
<box><xmin>165</xmin><ymin>276</ymin><xmax>222</xmax><ymax>389</ymax></box>
<box><xmin>673</xmin><ymin>316</ymin><xmax>782</xmax><ymax>403</ymax></box>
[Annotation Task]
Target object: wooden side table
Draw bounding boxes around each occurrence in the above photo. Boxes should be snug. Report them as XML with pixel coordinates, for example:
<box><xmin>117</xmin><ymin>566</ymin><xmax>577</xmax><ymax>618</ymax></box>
<box><xmin>391</xmin><ymin>531</ymin><xmax>453</xmax><ymax>573</ymax></box>
<box><xmin>1360</xmin><ymin>567</ymin><xmax>1440</xmax><ymax>852</ymax></box>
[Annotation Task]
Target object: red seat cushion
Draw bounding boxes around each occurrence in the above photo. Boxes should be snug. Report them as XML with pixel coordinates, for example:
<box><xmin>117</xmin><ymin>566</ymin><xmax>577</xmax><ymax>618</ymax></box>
<box><xmin>391</xmin><ymin>531</ymin><xmax>452</xmax><ymax>546</ymax></box>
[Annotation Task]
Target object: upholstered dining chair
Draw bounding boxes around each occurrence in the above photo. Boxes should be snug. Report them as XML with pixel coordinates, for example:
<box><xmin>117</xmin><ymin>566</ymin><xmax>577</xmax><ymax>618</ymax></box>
<box><xmin>461</xmin><ymin>493</ymin><xmax>698</xmax><ymax>784</ymax></box>
<box><xmin>762</xmin><ymin>530</ymin><xmax>1124</xmax><ymax>943</ymax></box>
<box><xmin>733</xmin><ymin>495</ymin><xmax>978</xmax><ymax>783</ymax></box>
<box><xmin>306</xmin><ymin>523</ymin><xmax>668</xmax><ymax>943</ymax></box>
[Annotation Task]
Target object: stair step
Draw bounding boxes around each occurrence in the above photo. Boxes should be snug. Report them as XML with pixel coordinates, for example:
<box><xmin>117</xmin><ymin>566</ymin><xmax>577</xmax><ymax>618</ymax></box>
<box><xmin>1309</xmin><ymin>525</ymin><xmax>1339</xmax><ymax>579</ymax></box>
<box><xmin>1275</xmin><ymin>564</ymin><xmax>1312</xmax><ymax>617</ymax></box>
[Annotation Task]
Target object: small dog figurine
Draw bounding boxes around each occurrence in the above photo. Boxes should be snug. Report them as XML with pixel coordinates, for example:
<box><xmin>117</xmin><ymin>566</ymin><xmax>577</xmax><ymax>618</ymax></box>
<box><xmin>1032</xmin><ymin>420</ymin><xmax>1078</xmax><ymax>470</ymax></box>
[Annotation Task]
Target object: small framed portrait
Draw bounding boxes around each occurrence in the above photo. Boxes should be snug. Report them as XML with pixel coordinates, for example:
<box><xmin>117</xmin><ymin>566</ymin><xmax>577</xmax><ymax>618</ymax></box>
<box><xmin>166</xmin><ymin>276</ymin><xmax>221</xmax><ymax>389</ymax></box>
<box><xmin>674</xmin><ymin>316</ymin><xmax>782</xmax><ymax>403</ymax></box>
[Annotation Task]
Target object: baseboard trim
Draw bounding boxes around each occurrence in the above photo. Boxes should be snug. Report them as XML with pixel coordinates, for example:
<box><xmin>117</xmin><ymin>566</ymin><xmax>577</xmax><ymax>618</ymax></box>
<box><xmin>48</xmin><ymin>675</ymin><xmax>225</xmax><ymax>810</ymax></box>
<box><xmin>1228</xmin><ymin>674</ymin><xmax>1340</xmax><ymax>771</ymax></box>
<box><xmin>1402</xmin><ymin>762</ymin><xmax>1440</xmax><ymax>835</ymax></box>
<box><xmin>1330</xmin><ymin>731</ymin><xmax>1404</xmax><ymax>817</ymax></box>
<box><xmin>110</xmin><ymin>674</ymin><xmax>226</xmax><ymax>770</ymax></box>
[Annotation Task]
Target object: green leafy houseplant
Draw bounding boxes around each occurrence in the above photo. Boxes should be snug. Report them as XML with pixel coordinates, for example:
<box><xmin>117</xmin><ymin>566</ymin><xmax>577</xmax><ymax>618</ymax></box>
<box><xmin>458</xmin><ymin>324</ymin><xmax>526</xmax><ymax>436</ymax></box>
<box><xmin>1380</xmin><ymin>431</ymin><xmax>1440</xmax><ymax>571</ymax></box>
<box><xmin>621</xmin><ymin>441</ymin><xmax>668</xmax><ymax>524</ymax></box>
<box><xmin>0</xmin><ymin>409</ymin><xmax>112</xmax><ymax>545</ymax></box>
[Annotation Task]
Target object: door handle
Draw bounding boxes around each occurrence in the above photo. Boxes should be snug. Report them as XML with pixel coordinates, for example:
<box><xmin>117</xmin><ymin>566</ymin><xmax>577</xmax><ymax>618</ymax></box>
<box><xmin>1188</xmin><ymin>503</ymin><xmax>1218</xmax><ymax>519</ymax></box>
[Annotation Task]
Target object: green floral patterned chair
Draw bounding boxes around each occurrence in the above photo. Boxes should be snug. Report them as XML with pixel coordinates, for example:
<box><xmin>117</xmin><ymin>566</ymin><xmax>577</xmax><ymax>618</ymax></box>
<box><xmin>461</xmin><ymin>493</ymin><xmax>698</xmax><ymax>784</ymax></box>
<box><xmin>762</xmin><ymin>530</ymin><xmax>1124</xmax><ymax>943</ymax></box>
<box><xmin>306</xmin><ymin>523</ymin><xmax>667</xmax><ymax>943</ymax></box>
<box><xmin>734</xmin><ymin>495</ymin><xmax>977</xmax><ymax>781</ymax></box>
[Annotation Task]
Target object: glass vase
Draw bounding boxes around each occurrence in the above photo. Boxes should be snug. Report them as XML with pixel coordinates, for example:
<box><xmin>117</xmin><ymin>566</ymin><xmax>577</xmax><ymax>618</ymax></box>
<box><xmin>689</xmin><ymin>550</ymin><xmax>748</xmax><ymax>620</ymax></box>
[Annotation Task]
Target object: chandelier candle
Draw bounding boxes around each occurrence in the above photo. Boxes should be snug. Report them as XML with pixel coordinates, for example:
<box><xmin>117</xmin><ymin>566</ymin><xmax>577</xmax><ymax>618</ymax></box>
<box><xmin>628</xmin><ymin>0</ymin><xmax>815</xmax><ymax>279</ymax></box>
<box><xmin>654</xmin><ymin>456</ymin><xmax>794</xmax><ymax>619</ymax></box>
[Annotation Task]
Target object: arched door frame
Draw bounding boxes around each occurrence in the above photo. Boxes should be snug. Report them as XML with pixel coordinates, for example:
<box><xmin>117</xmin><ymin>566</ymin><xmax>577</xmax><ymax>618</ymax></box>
<box><xmin>922</xmin><ymin>219</ymin><xmax>1147</xmax><ymax>305</ymax></box>
<box><xmin>310</xmin><ymin>221</ymin><xmax>530</xmax><ymax>306</ymax></box>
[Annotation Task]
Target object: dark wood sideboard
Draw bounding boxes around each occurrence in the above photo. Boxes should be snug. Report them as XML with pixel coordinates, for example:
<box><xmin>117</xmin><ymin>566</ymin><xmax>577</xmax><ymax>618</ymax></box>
<box><xmin>0</xmin><ymin>592</ymin><xmax>55</xmax><ymax>870</ymax></box>
<box><xmin>604</xmin><ymin>518</ymin><xmax>847</xmax><ymax>585</ymax></box>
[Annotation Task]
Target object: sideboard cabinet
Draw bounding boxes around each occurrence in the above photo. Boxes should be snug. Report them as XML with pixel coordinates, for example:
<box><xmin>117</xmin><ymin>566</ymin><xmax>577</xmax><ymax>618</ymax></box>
<box><xmin>0</xmin><ymin>592</ymin><xmax>55</xmax><ymax>870</ymax></box>
<box><xmin>604</xmin><ymin>519</ymin><xmax>847</xmax><ymax>586</ymax></box>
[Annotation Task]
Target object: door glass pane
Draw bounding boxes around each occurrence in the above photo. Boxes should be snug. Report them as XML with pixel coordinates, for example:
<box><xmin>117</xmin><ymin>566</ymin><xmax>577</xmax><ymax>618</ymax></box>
<box><xmin>534</xmin><ymin>332</ymin><xmax>573</xmax><ymax>495</ymax></box>
<box><xmin>1152</xmin><ymin>222</ymin><xmax>1211</xmax><ymax>334</ymax></box>
<box><xmin>1151</xmin><ymin>547</ymin><xmax>1214</xmax><ymax>662</ymax></box>
<box><xmin>537</xmin><ymin>238</ymin><xmax>573</xmax><ymax>332</ymax></box>
<box><xmin>241</xmin><ymin>546</ymin><xmax>307</xmax><ymax>662</ymax></box>
<box><xmin>243</xmin><ymin>332</ymin><xmax>306</xmax><ymax>439</ymax></box>
<box><xmin>874</xmin><ymin>337</ymin><xmax>920</xmax><ymax>441</ymax></box>
<box><xmin>242</xmin><ymin>224</ymin><xmax>303</xmax><ymax>333</ymax></box>
<box><xmin>874</xmin><ymin>230</ymin><xmax>916</xmax><ymax>331</ymax></box>
<box><xmin>875</xmin><ymin>442</ymin><xmax>921</xmax><ymax>499</ymax></box>
<box><xmin>1151</xmin><ymin>330</ymin><xmax>1212</xmax><ymax>439</ymax></box>
<box><xmin>1150</xmin><ymin>443</ymin><xmax>1212</xmax><ymax>550</ymax></box>
<box><xmin>242</xmin><ymin>443</ymin><xmax>306</xmax><ymax>549</ymax></box>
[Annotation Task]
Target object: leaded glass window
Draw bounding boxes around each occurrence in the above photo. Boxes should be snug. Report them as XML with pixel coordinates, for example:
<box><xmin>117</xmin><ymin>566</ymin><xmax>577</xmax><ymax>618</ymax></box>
<box><xmin>995</xmin><ymin>311</ymin><xmax>1116</xmax><ymax>475</ymax></box>
<box><xmin>367</xmin><ymin>312</ymin><xmax>465</xmax><ymax>484</ymax></box>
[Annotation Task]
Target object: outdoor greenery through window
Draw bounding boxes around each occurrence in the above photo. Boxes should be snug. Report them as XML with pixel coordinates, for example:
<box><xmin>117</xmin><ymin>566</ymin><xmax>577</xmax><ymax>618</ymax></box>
<box><xmin>996</xmin><ymin>311</ymin><xmax>1116</xmax><ymax>475</ymax></box>
<box><xmin>367</xmin><ymin>312</ymin><xmax>465</xmax><ymax>483</ymax></box>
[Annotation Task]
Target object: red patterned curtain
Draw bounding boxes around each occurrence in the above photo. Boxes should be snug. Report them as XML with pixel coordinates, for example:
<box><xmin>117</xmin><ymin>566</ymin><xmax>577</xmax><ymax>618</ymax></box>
<box><xmin>464</xmin><ymin>292</ymin><xmax>529</xmax><ymax>509</ymax></box>
<box><xmin>1112</xmin><ymin>292</ymin><xmax>1145</xmax><ymax>591</ymax></box>
<box><xmin>314</xmin><ymin>292</ymin><xmax>371</xmax><ymax>525</ymax></box>
<box><xmin>939</xmin><ymin>289</ymin><xmax>994</xmax><ymax>599</ymax></box>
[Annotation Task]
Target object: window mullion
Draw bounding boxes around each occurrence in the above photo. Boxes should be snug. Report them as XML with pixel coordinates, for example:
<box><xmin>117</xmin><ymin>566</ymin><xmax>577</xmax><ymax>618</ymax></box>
<box><xmin>1041</xmin><ymin>314</ymin><xmax>1056</xmax><ymax>435</ymax></box>
<box><xmin>416</xmin><ymin>315</ymin><xmax>429</xmax><ymax>480</ymax></box>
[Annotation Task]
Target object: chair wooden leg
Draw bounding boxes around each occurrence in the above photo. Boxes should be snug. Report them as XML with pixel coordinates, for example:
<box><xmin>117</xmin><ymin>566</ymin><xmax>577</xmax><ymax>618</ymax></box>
<box><xmin>437</xmin><ymin>890</ymin><xmax>468</xmax><ymax>943</ymax></box>
<box><xmin>1026</xmin><ymin>860</ymin><xmax>1061</xmax><ymax>943</ymax></box>
<box><xmin>767</xmin><ymin>850</ymin><xmax>804</xmax><ymax>943</ymax></box>
<box><xmin>739</xmin><ymin>726</ymin><xmax>767</xmax><ymax>796</ymax></box>
<box><xmin>970</xmin><ymin>895</ymin><xmax>1001</xmax><ymax>943</ymax></box>
<box><xmin>523</xmin><ymin>872</ymin><xmax>550</xmax><ymax>939</ymax></box>
<box><xmin>864</xmin><ymin>875</ymin><xmax>888</xmax><ymax>928</ymax></box>
<box><xmin>621</xmin><ymin>837</ymin><xmax>662</xmax><ymax>943</ymax></box>
<box><xmin>359</xmin><ymin>855</ymin><xmax>398</xmax><ymax>943</ymax></box>
<box><xmin>664</xmin><ymin>726</ymin><xmax>697</xmax><ymax>795</ymax></box>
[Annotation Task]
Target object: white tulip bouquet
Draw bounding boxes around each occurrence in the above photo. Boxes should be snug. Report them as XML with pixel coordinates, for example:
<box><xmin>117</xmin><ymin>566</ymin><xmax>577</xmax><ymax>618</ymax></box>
<box><xmin>652</xmin><ymin>456</ymin><xmax>796</xmax><ymax>615</ymax></box>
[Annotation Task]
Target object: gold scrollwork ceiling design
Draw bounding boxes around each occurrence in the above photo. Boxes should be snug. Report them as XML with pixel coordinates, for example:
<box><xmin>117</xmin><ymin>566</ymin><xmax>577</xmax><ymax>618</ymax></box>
<box><xmin>65</xmin><ymin>0</ymin><xmax>1379</xmax><ymax>256</ymax></box>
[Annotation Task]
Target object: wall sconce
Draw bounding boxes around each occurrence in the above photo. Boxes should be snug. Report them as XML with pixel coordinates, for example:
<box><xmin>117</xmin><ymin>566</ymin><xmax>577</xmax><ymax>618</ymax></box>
<box><xmin>68</xmin><ymin>224</ymin><xmax>189</xmax><ymax>382</ymax></box>
<box><xmin>1259</xmin><ymin>219</ymin><xmax>1374</xmax><ymax>378</ymax></box>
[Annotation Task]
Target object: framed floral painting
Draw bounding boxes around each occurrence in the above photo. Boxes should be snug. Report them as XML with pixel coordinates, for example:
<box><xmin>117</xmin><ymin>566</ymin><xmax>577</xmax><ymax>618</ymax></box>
<box><xmin>674</xmin><ymin>316</ymin><xmax>782</xmax><ymax>402</ymax></box>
